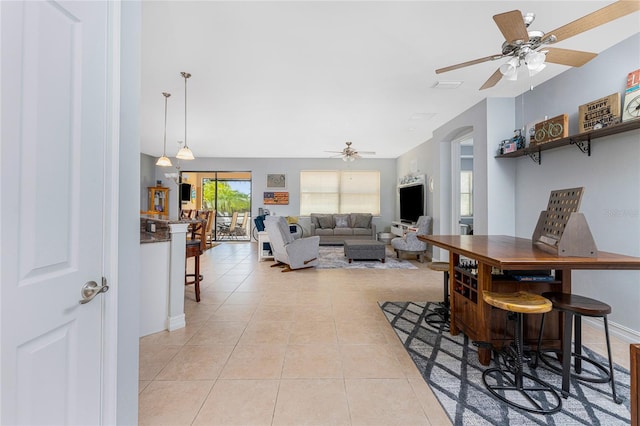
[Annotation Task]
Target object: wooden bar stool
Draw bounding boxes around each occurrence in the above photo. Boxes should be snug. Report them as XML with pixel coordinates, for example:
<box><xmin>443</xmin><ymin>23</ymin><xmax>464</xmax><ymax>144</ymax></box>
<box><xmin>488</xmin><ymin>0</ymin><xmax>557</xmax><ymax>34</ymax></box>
<box><xmin>185</xmin><ymin>239</ymin><xmax>202</xmax><ymax>302</ymax></box>
<box><xmin>535</xmin><ymin>292</ymin><xmax>619</xmax><ymax>403</ymax></box>
<box><xmin>425</xmin><ymin>262</ymin><xmax>450</xmax><ymax>330</ymax></box>
<box><xmin>481</xmin><ymin>291</ymin><xmax>561</xmax><ymax>414</ymax></box>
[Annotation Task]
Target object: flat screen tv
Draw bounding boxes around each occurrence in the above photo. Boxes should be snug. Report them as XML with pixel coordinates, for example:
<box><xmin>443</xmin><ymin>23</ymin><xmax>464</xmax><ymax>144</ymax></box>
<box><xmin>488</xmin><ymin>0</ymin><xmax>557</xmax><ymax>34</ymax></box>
<box><xmin>399</xmin><ymin>183</ymin><xmax>424</xmax><ymax>224</ymax></box>
<box><xmin>180</xmin><ymin>183</ymin><xmax>192</xmax><ymax>202</ymax></box>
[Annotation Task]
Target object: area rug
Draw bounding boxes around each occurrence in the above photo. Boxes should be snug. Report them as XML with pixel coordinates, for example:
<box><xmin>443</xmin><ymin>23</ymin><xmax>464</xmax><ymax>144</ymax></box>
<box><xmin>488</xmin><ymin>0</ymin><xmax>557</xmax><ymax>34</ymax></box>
<box><xmin>379</xmin><ymin>301</ymin><xmax>631</xmax><ymax>425</ymax></box>
<box><xmin>316</xmin><ymin>246</ymin><xmax>417</xmax><ymax>270</ymax></box>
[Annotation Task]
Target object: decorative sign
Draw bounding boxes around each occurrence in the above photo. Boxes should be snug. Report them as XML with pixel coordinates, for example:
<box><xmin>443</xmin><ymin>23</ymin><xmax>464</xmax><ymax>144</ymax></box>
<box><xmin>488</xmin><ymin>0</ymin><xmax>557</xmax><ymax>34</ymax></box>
<box><xmin>266</xmin><ymin>173</ymin><xmax>286</xmax><ymax>189</ymax></box>
<box><xmin>622</xmin><ymin>86</ymin><xmax>640</xmax><ymax>122</ymax></box>
<box><xmin>264</xmin><ymin>191</ymin><xmax>289</xmax><ymax>205</ymax></box>
<box><xmin>627</xmin><ymin>68</ymin><xmax>640</xmax><ymax>89</ymax></box>
<box><xmin>622</xmin><ymin>69</ymin><xmax>640</xmax><ymax>123</ymax></box>
<box><xmin>578</xmin><ymin>93</ymin><xmax>620</xmax><ymax>132</ymax></box>
<box><xmin>530</xmin><ymin>114</ymin><xmax>569</xmax><ymax>146</ymax></box>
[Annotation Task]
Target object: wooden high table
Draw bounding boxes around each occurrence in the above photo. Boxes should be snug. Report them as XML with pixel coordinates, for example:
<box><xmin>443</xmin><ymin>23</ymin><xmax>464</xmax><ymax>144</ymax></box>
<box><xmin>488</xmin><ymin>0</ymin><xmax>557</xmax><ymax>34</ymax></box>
<box><xmin>419</xmin><ymin>235</ymin><xmax>640</xmax><ymax>365</ymax></box>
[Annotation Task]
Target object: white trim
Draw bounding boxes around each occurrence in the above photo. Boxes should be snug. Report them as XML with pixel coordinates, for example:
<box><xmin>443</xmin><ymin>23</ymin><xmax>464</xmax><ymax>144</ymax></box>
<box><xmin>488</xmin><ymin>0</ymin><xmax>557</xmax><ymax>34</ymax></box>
<box><xmin>583</xmin><ymin>317</ymin><xmax>640</xmax><ymax>344</ymax></box>
<box><xmin>167</xmin><ymin>314</ymin><xmax>186</xmax><ymax>331</ymax></box>
<box><xmin>101</xmin><ymin>1</ymin><xmax>121</xmax><ymax>424</ymax></box>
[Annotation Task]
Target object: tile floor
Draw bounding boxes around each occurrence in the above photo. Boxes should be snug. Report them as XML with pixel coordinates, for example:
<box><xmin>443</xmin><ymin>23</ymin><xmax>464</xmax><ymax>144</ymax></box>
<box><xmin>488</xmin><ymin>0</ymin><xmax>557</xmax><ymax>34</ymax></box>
<box><xmin>138</xmin><ymin>242</ymin><xmax>631</xmax><ymax>425</ymax></box>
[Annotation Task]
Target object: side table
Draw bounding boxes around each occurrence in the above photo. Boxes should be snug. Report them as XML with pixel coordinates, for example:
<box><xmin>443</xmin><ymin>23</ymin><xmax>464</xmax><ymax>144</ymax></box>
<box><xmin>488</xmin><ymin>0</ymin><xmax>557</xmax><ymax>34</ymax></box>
<box><xmin>257</xmin><ymin>231</ymin><xmax>273</xmax><ymax>261</ymax></box>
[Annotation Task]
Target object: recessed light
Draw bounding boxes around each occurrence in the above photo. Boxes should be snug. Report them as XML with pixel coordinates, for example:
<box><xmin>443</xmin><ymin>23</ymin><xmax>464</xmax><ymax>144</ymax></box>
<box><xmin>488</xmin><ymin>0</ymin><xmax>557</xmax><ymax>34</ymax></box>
<box><xmin>433</xmin><ymin>81</ymin><xmax>463</xmax><ymax>89</ymax></box>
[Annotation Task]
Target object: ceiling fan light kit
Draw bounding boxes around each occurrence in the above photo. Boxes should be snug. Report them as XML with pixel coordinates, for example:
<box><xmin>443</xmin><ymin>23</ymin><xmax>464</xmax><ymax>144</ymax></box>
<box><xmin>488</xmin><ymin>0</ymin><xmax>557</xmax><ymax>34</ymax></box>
<box><xmin>325</xmin><ymin>141</ymin><xmax>376</xmax><ymax>162</ymax></box>
<box><xmin>435</xmin><ymin>1</ymin><xmax>640</xmax><ymax>90</ymax></box>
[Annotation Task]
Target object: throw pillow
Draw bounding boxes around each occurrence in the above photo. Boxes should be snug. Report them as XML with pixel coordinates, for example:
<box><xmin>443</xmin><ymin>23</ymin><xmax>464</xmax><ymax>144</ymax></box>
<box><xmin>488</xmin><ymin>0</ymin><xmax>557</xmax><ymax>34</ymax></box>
<box><xmin>317</xmin><ymin>215</ymin><xmax>334</xmax><ymax>229</ymax></box>
<box><xmin>334</xmin><ymin>215</ymin><xmax>349</xmax><ymax>228</ymax></box>
<box><xmin>352</xmin><ymin>213</ymin><xmax>372</xmax><ymax>228</ymax></box>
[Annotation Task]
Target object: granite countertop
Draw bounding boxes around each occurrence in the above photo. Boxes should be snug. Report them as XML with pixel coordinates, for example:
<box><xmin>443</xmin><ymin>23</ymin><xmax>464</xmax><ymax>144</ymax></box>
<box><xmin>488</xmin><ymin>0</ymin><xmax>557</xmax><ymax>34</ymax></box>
<box><xmin>140</xmin><ymin>214</ymin><xmax>198</xmax><ymax>224</ymax></box>
<box><xmin>140</xmin><ymin>231</ymin><xmax>171</xmax><ymax>244</ymax></box>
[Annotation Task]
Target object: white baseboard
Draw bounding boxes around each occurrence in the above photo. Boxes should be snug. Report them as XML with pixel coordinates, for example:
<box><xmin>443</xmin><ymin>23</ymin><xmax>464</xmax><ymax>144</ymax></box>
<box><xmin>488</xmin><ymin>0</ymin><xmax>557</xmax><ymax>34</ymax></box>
<box><xmin>167</xmin><ymin>314</ymin><xmax>186</xmax><ymax>331</ymax></box>
<box><xmin>583</xmin><ymin>317</ymin><xmax>640</xmax><ymax>344</ymax></box>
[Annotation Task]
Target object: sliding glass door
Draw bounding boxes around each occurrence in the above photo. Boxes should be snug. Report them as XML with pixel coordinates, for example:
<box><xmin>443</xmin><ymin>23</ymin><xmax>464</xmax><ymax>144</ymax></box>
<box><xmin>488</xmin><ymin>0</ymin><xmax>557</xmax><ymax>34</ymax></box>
<box><xmin>180</xmin><ymin>171</ymin><xmax>252</xmax><ymax>241</ymax></box>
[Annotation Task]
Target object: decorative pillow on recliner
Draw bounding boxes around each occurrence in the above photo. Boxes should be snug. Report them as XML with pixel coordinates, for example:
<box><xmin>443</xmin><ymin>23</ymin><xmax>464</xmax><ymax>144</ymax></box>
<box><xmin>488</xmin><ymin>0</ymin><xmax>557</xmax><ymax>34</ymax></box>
<box><xmin>317</xmin><ymin>214</ymin><xmax>334</xmax><ymax>229</ymax></box>
<box><xmin>351</xmin><ymin>213</ymin><xmax>372</xmax><ymax>229</ymax></box>
<box><xmin>334</xmin><ymin>215</ymin><xmax>349</xmax><ymax>228</ymax></box>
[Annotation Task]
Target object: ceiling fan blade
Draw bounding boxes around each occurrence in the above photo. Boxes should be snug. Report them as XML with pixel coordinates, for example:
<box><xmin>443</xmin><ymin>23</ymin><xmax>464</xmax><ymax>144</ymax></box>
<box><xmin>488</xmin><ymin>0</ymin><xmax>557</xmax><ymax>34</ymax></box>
<box><xmin>436</xmin><ymin>54</ymin><xmax>504</xmax><ymax>74</ymax></box>
<box><xmin>542</xmin><ymin>0</ymin><xmax>640</xmax><ymax>43</ymax></box>
<box><xmin>479</xmin><ymin>68</ymin><xmax>504</xmax><ymax>90</ymax></box>
<box><xmin>543</xmin><ymin>47</ymin><xmax>597</xmax><ymax>67</ymax></box>
<box><xmin>493</xmin><ymin>10</ymin><xmax>529</xmax><ymax>44</ymax></box>
<box><xmin>356</xmin><ymin>151</ymin><xmax>376</xmax><ymax>155</ymax></box>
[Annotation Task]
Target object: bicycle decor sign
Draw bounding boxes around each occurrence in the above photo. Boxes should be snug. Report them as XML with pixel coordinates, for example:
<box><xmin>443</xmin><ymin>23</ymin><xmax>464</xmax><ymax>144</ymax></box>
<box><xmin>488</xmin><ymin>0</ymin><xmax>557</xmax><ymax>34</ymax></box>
<box><xmin>530</xmin><ymin>114</ymin><xmax>568</xmax><ymax>147</ymax></box>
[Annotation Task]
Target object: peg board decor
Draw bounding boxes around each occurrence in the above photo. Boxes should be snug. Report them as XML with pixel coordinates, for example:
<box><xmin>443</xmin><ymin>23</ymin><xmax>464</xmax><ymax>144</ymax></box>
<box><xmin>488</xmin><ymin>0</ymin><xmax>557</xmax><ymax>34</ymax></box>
<box><xmin>578</xmin><ymin>93</ymin><xmax>620</xmax><ymax>133</ymax></box>
<box><xmin>530</xmin><ymin>114</ymin><xmax>568</xmax><ymax>147</ymax></box>
<box><xmin>541</xmin><ymin>187</ymin><xmax>583</xmax><ymax>240</ymax></box>
<box><xmin>264</xmin><ymin>192</ymin><xmax>289</xmax><ymax>205</ymax></box>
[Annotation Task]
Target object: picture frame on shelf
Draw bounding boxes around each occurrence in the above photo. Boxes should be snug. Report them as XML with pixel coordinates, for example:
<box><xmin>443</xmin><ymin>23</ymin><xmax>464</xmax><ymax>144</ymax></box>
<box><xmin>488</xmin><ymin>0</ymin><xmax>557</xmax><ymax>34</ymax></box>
<box><xmin>266</xmin><ymin>173</ymin><xmax>286</xmax><ymax>189</ymax></box>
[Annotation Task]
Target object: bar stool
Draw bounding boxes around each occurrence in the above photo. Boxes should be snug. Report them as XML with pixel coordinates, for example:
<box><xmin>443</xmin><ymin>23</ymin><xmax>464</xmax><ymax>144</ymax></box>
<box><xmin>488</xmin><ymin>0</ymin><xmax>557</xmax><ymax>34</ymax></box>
<box><xmin>185</xmin><ymin>239</ymin><xmax>202</xmax><ymax>302</ymax></box>
<box><xmin>425</xmin><ymin>262</ymin><xmax>450</xmax><ymax>330</ymax></box>
<box><xmin>535</xmin><ymin>292</ymin><xmax>619</xmax><ymax>403</ymax></box>
<box><xmin>482</xmin><ymin>291</ymin><xmax>561</xmax><ymax>414</ymax></box>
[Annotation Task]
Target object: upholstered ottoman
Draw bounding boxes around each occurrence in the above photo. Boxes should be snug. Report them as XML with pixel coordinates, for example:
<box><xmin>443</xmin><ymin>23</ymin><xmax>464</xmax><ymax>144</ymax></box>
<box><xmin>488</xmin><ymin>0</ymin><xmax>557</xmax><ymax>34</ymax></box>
<box><xmin>343</xmin><ymin>239</ymin><xmax>386</xmax><ymax>263</ymax></box>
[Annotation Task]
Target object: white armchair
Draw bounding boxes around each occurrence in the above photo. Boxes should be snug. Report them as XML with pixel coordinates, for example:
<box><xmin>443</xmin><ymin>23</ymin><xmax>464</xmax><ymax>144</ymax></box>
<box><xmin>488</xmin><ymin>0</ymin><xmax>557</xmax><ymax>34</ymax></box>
<box><xmin>390</xmin><ymin>215</ymin><xmax>433</xmax><ymax>263</ymax></box>
<box><xmin>264</xmin><ymin>216</ymin><xmax>320</xmax><ymax>271</ymax></box>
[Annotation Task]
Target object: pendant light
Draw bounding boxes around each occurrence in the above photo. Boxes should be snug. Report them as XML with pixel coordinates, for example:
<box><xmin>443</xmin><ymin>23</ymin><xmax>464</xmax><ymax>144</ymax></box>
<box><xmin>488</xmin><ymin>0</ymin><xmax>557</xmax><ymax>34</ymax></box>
<box><xmin>156</xmin><ymin>92</ymin><xmax>173</xmax><ymax>167</ymax></box>
<box><xmin>176</xmin><ymin>71</ymin><xmax>195</xmax><ymax>160</ymax></box>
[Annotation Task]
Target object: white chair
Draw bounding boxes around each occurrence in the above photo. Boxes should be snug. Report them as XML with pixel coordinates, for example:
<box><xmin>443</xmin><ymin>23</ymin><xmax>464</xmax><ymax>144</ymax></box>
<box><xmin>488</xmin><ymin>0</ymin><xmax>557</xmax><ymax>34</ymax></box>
<box><xmin>264</xmin><ymin>216</ymin><xmax>320</xmax><ymax>272</ymax></box>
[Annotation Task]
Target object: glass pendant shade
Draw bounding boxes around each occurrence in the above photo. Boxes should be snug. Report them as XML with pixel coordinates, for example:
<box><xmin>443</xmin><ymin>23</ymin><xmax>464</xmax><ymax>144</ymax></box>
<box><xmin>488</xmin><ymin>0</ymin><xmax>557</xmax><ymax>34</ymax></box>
<box><xmin>156</xmin><ymin>155</ymin><xmax>172</xmax><ymax>167</ymax></box>
<box><xmin>176</xmin><ymin>145</ymin><xmax>195</xmax><ymax>160</ymax></box>
<box><xmin>156</xmin><ymin>92</ymin><xmax>173</xmax><ymax>167</ymax></box>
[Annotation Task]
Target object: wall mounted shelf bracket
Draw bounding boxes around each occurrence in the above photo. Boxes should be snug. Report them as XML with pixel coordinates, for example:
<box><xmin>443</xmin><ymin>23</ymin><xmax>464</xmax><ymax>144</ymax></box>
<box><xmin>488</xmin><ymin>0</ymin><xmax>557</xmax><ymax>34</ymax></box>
<box><xmin>527</xmin><ymin>150</ymin><xmax>541</xmax><ymax>164</ymax></box>
<box><xmin>569</xmin><ymin>137</ymin><xmax>591</xmax><ymax>156</ymax></box>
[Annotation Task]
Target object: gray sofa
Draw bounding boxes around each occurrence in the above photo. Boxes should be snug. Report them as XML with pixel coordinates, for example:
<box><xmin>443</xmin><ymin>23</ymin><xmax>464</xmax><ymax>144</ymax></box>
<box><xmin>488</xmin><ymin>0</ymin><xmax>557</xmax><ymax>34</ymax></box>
<box><xmin>309</xmin><ymin>213</ymin><xmax>376</xmax><ymax>245</ymax></box>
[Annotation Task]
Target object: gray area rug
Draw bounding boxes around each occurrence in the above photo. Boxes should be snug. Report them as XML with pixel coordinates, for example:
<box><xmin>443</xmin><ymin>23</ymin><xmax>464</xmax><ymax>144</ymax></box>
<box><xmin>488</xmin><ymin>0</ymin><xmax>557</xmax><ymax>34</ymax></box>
<box><xmin>379</xmin><ymin>301</ymin><xmax>631</xmax><ymax>425</ymax></box>
<box><xmin>316</xmin><ymin>246</ymin><xmax>417</xmax><ymax>270</ymax></box>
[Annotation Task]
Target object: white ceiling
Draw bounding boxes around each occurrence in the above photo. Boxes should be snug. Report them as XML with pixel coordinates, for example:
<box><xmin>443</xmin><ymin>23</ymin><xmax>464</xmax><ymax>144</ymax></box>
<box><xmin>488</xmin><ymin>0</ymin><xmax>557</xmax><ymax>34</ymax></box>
<box><xmin>140</xmin><ymin>1</ymin><xmax>640</xmax><ymax>160</ymax></box>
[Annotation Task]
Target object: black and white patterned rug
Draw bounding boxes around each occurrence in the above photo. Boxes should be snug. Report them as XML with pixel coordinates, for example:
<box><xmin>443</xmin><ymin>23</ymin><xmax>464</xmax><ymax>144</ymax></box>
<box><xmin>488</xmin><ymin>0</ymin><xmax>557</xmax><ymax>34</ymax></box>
<box><xmin>380</xmin><ymin>301</ymin><xmax>631</xmax><ymax>425</ymax></box>
<box><xmin>316</xmin><ymin>246</ymin><xmax>417</xmax><ymax>270</ymax></box>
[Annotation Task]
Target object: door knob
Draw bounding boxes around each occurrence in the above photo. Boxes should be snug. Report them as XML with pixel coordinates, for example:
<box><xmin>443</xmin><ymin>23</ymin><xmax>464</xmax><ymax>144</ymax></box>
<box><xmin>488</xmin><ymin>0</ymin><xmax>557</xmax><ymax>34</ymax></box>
<box><xmin>79</xmin><ymin>278</ymin><xmax>109</xmax><ymax>304</ymax></box>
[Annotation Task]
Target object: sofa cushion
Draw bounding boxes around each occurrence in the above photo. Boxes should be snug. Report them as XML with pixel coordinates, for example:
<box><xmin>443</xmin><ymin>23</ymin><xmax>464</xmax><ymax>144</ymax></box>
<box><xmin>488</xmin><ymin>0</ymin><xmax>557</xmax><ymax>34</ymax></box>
<box><xmin>310</xmin><ymin>215</ymin><xmax>320</xmax><ymax>228</ymax></box>
<box><xmin>351</xmin><ymin>213</ymin><xmax>372</xmax><ymax>229</ymax></box>
<box><xmin>334</xmin><ymin>215</ymin><xmax>350</xmax><ymax>228</ymax></box>
<box><xmin>352</xmin><ymin>228</ymin><xmax>372</xmax><ymax>236</ymax></box>
<box><xmin>333</xmin><ymin>227</ymin><xmax>354</xmax><ymax>236</ymax></box>
<box><xmin>314</xmin><ymin>228</ymin><xmax>335</xmax><ymax>236</ymax></box>
<box><xmin>317</xmin><ymin>214</ymin><xmax>334</xmax><ymax>229</ymax></box>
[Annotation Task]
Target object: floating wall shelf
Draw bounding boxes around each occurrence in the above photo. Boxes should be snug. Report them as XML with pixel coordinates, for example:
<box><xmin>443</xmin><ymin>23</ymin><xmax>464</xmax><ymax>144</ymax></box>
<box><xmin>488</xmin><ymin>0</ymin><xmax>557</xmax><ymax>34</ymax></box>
<box><xmin>495</xmin><ymin>119</ymin><xmax>640</xmax><ymax>164</ymax></box>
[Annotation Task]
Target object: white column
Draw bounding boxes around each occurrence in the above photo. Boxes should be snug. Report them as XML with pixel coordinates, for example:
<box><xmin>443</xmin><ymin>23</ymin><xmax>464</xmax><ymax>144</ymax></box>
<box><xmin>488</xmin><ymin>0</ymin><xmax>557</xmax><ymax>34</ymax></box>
<box><xmin>167</xmin><ymin>223</ymin><xmax>188</xmax><ymax>331</ymax></box>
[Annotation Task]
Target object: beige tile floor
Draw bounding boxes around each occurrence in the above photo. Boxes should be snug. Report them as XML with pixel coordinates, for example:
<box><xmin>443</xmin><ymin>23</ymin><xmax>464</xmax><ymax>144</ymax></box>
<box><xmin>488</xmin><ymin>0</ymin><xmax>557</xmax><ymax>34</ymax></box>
<box><xmin>138</xmin><ymin>242</ymin><xmax>631</xmax><ymax>425</ymax></box>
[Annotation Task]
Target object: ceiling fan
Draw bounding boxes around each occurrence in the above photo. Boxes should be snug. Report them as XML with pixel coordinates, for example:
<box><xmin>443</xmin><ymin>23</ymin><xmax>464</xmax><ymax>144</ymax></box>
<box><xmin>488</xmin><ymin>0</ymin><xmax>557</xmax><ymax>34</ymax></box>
<box><xmin>325</xmin><ymin>142</ymin><xmax>376</xmax><ymax>162</ymax></box>
<box><xmin>436</xmin><ymin>1</ymin><xmax>640</xmax><ymax>90</ymax></box>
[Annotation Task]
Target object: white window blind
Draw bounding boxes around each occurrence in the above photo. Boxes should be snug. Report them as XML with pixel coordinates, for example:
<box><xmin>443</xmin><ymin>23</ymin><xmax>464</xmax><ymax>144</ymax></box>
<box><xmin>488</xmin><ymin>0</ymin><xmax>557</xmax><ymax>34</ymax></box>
<box><xmin>300</xmin><ymin>170</ymin><xmax>380</xmax><ymax>215</ymax></box>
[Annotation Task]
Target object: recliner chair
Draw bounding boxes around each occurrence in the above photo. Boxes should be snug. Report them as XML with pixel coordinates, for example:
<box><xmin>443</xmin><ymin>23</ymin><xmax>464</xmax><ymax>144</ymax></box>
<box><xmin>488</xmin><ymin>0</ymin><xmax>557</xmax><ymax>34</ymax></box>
<box><xmin>390</xmin><ymin>215</ymin><xmax>432</xmax><ymax>263</ymax></box>
<box><xmin>264</xmin><ymin>216</ymin><xmax>320</xmax><ymax>271</ymax></box>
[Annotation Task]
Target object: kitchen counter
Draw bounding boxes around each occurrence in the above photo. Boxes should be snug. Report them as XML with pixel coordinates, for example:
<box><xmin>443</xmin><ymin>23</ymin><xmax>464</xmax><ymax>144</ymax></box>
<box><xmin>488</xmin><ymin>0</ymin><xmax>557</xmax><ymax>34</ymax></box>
<box><xmin>139</xmin><ymin>215</ymin><xmax>191</xmax><ymax>336</ymax></box>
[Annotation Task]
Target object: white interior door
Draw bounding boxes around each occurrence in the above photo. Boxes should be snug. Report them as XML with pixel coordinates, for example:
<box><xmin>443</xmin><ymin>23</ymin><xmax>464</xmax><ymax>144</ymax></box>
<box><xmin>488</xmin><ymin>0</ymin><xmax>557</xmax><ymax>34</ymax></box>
<box><xmin>1</xmin><ymin>1</ymin><xmax>111</xmax><ymax>424</ymax></box>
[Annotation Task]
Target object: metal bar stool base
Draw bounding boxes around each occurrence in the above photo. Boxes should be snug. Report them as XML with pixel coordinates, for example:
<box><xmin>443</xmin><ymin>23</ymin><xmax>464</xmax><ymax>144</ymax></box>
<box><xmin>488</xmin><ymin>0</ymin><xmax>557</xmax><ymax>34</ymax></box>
<box><xmin>482</xmin><ymin>368</ymin><xmax>562</xmax><ymax>414</ymax></box>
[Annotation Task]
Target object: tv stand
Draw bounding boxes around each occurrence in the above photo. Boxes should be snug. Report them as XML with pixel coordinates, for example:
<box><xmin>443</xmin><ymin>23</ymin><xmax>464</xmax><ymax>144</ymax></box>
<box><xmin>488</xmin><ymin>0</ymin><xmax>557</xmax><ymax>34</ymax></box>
<box><xmin>391</xmin><ymin>221</ymin><xmax>417</xmax><ymax>237</ymax></box>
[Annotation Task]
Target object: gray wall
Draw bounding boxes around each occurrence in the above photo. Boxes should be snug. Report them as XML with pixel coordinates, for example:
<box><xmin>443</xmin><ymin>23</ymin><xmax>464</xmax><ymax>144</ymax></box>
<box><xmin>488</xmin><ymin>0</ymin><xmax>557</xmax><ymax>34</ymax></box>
<box><xmin>512</xmin><ymin>34</ymin><xmax>640</xmax><ymax>336</ymax></box>
<box><xmin>148</xmin><ymin>157</ymin><xmax>397</xmax><ymax>235</ymax></box>
<box><xmin>397</xmin><ymin>34</ymin><xmax>640</xmax><ymax>338</ymax></box>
